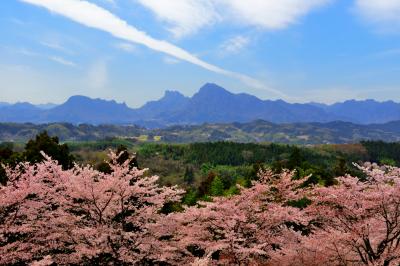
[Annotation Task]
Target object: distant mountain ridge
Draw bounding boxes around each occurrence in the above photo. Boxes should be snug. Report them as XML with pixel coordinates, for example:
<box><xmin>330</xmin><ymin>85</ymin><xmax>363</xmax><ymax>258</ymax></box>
<box><xmin>1</xmin><ymin>83</ymin><xmax>399</xmax><ymax>127</ymax></box>
<box><xmin>45</xmin><ymin>96</ymin><xmax>136</xmax><ymax>124</ymax></box>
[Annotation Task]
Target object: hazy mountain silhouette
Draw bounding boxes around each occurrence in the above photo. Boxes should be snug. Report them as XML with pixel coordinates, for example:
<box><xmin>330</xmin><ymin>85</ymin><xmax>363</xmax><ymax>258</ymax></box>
<box><xmin>323</xmin><ymin>99</ymin><xmax>400</xmax><ymax>124</ymax></box>
<box><xmin>43</xmin><ymin>95</ymin><xmax>136</xmax><ymax>124</ymax></box>
<box><xmin>166</xmin><ymin>83</ymin><xmax>339</xmax><ymax>124</ymax></box>
<box><xmin>1</xmin><ymin>83</ymin><xmax>400</xmax><ymax>127</ymax></box>
<box><xmin>136</xmin><ymin>90</ymin><xmax>190</xmax><ymax>120</ymax></box>
<box><xmin>0</xmin><ymin>102</ymin><xmax>42</xmax><ymax>123</ymax></box>
<box><xmin>36</xmin><ymin>103</ymin><xmax>58</xmax><ymax>110</ymax></box>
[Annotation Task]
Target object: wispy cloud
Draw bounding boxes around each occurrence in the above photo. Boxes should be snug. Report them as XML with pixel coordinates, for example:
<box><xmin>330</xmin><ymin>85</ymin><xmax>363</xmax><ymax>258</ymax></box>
<box><xmin>12</xmin><ymin>46</ymin><xmax>77</xmax><ymax>68</ymax></box>
<box><xmin>49</xmin><ymin>56</ymin><xmax>77</xmax><ymax>67</ymax></box>
<box><xmin>138</xmin><ymin>0</ymin><xmax>331</xmax><ymax>38</ymax></box>
<box><xmin>355</xmin><ymin>0</ymin><xmax>400</xmax><ymax>31</ymax></box>
<box><xmin>163</xmin><ymin>56</ymin><xmax>180</xmax><ymax>65</ymax></box>
<box><xmin>21</xmin><ymin>0</ymin><xmax>285</xmax><ymax>97</ymax></box>
<box><xmin>220</xmin><ymin>35</ymin><xmax>250</xmax><ymax>55</ymax></box>
<box><xmin>9</xmin><ymin>18</ymin><xmax>28</xmax><ymax>26</ymax></box>
<box><xmin>17</xmin><ymin>48</ymin><xmax>40</xmax><ymax>57</ymax></box>
<box><xmin>137</xmin><ymin>0</ymin><xmax>219</xmax><ymax>38</ymax></box>
<box><xmin>40</xmin><ymin>40</ymin><xmax>74</xmax><ymax>54</ymax></box>
<box><xmin>114</xmin><ymin>42</ymin><xmax>137</xmax><ymax>53</ymax></box>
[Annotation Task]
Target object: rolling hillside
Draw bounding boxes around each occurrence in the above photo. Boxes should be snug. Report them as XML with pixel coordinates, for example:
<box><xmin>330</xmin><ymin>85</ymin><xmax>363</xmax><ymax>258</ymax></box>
<box><xmin>1</xmin><ymin>120</ymin><xmax>400</xmax><ymax>144</ymax></box>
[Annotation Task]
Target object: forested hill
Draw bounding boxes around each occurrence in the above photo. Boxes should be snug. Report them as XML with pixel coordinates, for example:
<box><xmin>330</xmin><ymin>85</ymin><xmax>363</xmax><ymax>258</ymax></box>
<box><xmin>1</xmin><ymin>120</ymin><xmax>400</xmax><ymax>144</ymax></box>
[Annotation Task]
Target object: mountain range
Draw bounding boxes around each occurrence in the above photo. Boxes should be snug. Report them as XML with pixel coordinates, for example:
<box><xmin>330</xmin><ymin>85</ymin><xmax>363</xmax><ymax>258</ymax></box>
<box><xmin>1</xmin><ymin>83</ymin><xmax>400</xmax><ymax>127</ymax></box>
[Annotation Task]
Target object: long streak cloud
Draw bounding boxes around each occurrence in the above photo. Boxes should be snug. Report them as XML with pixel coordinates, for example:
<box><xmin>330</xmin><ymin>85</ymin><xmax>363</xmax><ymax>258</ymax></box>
<box><xmin>20</xmin><ymin>0</ymin><xmax>285</xmax><ymax>97</ymax></box>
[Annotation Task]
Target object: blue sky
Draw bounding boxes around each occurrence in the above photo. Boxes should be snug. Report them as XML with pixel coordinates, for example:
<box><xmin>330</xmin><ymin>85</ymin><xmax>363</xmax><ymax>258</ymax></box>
<box><xmin>1</xmin><ymin>0</ymin><xmax>400</xmax><ymax>107</ymax></box>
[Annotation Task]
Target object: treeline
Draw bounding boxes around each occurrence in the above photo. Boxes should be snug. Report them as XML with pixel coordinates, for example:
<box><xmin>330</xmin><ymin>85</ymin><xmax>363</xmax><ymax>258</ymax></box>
<box><xmin>139</xmin><ymin>142</ymin><xmax>337</xmax><ymax>166</ymax></box>
<box><xmin>0</xmin><ymin>132</ymin><xmax>74</xmax><ymax>170</ymax></box>
<box><xmin>361</xmin><ymin>140</ymin><xmax>400</xmax><ymax>166</ymax></box>
<box><xmin>136</xmin><ymin>142</ymin><xmax>370</xmax><ymax>203</ymax></box>
<box><xmin>2</xmin><ymin>132</ymin><xmax>400</xmax><ymax>204</ymax></box>
<box><xmin>3</xmin><ymin>120</ymin><xmax>400</xmax><ymax>144</ymax></box>
<box><xmin>0</xmin><ymin>132</ymin><xmax>138</xmax><ymax>185</ymax></box>
<box><xmin>0</xmin><ymin>123</ymin><xmax>144</xmax><ymax>141</ymax></box>
<box><xmin>0</xmin><ymin>132</ymin><xmax>74</xmax><ymax>184</ymax></box>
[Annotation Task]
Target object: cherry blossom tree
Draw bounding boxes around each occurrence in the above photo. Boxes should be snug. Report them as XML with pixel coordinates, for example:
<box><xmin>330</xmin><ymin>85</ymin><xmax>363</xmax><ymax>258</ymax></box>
<box><xmin>160</xmin><ymin>164</ymin><xmax>400</xmax><ymax>265</ymax></box>
<box><xmin>0</xmin><ymin>152</ymin><xmax>183</xmax><ymax>265</ymax></box>
<box><xmin>4</xmin><ymin>151</ymin><xmax>400</xmax><ymax>266</ymax></box>
<box><xmin>158</xmin><ymin>169</ymin><xmax>309</xmax><ymax>265</ymax></box>
<box><xmin>275</xmin><ymin>164</ymin><xmax>400</xmax><ymax>266</ymax></box>
<box><xmin>0</xmin><ymin>156</ymin><xmax>73</xmax><ymax>265</ymax></box>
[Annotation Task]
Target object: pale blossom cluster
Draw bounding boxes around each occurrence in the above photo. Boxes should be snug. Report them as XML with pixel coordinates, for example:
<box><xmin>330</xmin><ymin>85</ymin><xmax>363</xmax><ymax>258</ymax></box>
<box><xmin>0</xmin><ymin>152</ymin><xmax>184</xmax><ymax>265</ymax></box>
<box><xmin>2</xmin><ymin>154</ymin><xmax>400</xmax><ymax>265</ymax></box>
<box><xmin>157</xmin><ymin>169</ymin><xmax>309</xmax><ymax>265</ymax></box>
<box><xmin>275</xmin><ymin>165</ymin><xmax>400</xmax><ymax>265</ymax></box>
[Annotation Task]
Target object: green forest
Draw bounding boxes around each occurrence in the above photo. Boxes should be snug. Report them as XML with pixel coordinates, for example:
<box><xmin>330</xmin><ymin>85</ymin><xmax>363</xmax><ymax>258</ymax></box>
<box><xmin>1</xmin><ymin>131</ymin><xmax>399</xmax><ymax>206</ymax></box>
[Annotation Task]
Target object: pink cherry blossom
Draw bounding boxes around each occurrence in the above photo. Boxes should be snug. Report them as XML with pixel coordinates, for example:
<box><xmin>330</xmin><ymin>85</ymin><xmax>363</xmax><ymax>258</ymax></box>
<box><xmin>0</xmin><ymin>152</ymin><xmax>183</xmax><ymax>265</ymax></box>
<box><xmin>157</xmin><ymin>170</ymin><xmax>309</xmax><ymax>265</ymax></box>
<box><xmin>274</xmin><ymin>165</ymin><xmax>400</xmax><ymax>265</ymax></box>
<box><xmin>3</xmin><ymin>154</ymin><xmax>400</xmax><ymax>265</ymax></box>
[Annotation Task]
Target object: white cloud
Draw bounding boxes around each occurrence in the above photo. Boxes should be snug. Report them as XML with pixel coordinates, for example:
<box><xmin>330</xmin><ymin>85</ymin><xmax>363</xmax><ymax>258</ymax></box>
<box><xmin>17</xmin><ymin>48</ymin><xmax>40</xmax><ymax>57</ymax></box>
<box><xmin>355</xmin><ymin>0</ymin><xmax>400</xmax><ymax>30</ymax></box>
<box><xmin>220</xmin><ymin>35</ymin><xmax>250</xmax><ymax>55</ymax></box>
<box><xmin>87</xmin><ymin>60</ymin><xmax>108</xmax><ymax>89</ymax></box>
<box><xmin>13</xmin><ymin>47</ymin><xmax>77</xmax><ymax>67</ymax></box>
<box><xmin>9</xmin><ymin>18</ymin><xmax>28</xmax><ymax>26</ymax></box>
<box><xmin>114</xmin><ymin>42</ymin><xmax>137</xmax><ymax>53</ymax></box>
<box><xmin>137</xmin><ymin>0</ymin><xmax>330</xmax><ymax>37</ymax></box>
<box><xmin>221</xmin><ymin>0</ymin><xmax>330</xmax><ymax>30</ymax></box>
<box><xmin>49</xmin><ymin>56</ymin><xmax>77</xmax><ymax>67</ymax></box>
<box><xmin>21</xmin><ymin>0</ymin><xmax>285</xmax><ymax>97</ymax></box>
<box><xmin>41</xmin><ymin>41</ymin><xmax>64</xmax><ymax>50</ymax></box>
<box><xmin>40</xmin><ymin>40</ymin><xmax>74</xmax><ymax>54</ymax></box>
<box><xmin>163</xmin><ymin>56</ymin><xmax>180</xmax><ymax>64</ymax></box>
<box><xmin>137</xmin><ymin>0</ymin><xmax>219</xmax><ymax>38</ymax></box>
